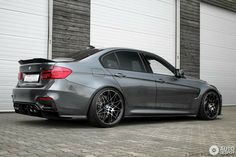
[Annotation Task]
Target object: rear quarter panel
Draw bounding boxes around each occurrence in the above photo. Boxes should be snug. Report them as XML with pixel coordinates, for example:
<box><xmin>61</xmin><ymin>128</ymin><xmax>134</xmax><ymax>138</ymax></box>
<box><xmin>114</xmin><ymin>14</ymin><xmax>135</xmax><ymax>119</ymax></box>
<box><xmin>52</xmin><ymin>56</ymin><xmax>122</xmax><ymax>116</ymax></box>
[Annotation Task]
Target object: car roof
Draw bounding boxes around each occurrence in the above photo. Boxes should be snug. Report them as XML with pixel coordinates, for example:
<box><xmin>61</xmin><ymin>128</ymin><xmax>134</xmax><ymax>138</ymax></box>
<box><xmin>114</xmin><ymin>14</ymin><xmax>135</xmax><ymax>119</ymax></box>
<box><xmin>101</xmin><ymin>47</ymin><xmax>156</xmax><ymax>56</ymax></box>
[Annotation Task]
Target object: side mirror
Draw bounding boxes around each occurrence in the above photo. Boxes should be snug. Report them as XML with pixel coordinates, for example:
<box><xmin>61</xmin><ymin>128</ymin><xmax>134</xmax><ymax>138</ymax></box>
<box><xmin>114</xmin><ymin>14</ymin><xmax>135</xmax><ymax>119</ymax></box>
<box><xmin>176</xmin><ymin>69</ymin><xmax>185</xmax><ymax>78</ymax></box>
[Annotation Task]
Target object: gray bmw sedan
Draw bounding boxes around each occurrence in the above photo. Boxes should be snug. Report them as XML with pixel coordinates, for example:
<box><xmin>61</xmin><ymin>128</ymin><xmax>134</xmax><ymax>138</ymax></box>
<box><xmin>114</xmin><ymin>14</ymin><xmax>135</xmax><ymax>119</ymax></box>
<box><xmin>12</xmin><ymin>47</ymin><xmax>222</xmax><ymax>127</ymax></box>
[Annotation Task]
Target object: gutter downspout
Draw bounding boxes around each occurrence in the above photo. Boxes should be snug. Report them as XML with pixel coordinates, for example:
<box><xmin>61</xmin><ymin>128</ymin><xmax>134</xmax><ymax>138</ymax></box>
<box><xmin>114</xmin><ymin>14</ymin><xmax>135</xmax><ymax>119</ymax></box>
<box><xmin>47</xmin><ymin>0</ymin><xmax>53</xmax><ymax>59</ymax></box>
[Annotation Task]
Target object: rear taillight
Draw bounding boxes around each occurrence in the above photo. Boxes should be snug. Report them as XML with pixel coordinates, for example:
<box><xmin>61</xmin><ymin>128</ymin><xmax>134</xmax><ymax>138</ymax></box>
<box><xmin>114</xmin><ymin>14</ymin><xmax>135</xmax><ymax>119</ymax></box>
<box><xmin>41</xmin><ymin>66</ymin><xmax>72</xmax><ymax>80</ymax></box>
<box><xmin>18</xmin><ymin>72</ymin><xmax>23</xmax><ymax>81</ymax></box>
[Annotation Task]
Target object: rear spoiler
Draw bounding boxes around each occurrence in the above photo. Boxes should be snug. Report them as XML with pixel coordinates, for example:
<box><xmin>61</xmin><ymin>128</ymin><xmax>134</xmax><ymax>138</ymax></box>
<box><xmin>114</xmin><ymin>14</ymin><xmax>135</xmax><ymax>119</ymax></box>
<box><xmin>18</xmin><ymin>58</ymin><xmax>55</xmax><ymax>65</ymax></box>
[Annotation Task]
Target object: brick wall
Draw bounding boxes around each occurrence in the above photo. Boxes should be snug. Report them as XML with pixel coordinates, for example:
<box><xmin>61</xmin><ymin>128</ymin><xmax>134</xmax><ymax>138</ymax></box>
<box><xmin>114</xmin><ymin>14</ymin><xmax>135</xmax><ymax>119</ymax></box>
<box><xmin>52</xmin><ymin>0</ymin><xmax>90</xmax><ymax>58</ymax></box>
<box><xmin>180</xmin><ymin>0</ymin><xmax>200</xmax><ymax>78</ymax></box>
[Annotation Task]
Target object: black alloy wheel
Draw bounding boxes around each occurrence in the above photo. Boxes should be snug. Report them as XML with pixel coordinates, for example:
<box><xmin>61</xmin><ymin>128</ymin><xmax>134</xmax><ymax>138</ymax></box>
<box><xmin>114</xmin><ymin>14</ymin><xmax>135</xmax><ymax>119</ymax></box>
<box><xmin>88</xmin><ymin>88</ymin><xmax>124</xmax><ymax>127</ymax></box>
<box><xmin>198</xmin><ymin>91</ymin><xmax>220</xmax><ymax>120</ymax></box>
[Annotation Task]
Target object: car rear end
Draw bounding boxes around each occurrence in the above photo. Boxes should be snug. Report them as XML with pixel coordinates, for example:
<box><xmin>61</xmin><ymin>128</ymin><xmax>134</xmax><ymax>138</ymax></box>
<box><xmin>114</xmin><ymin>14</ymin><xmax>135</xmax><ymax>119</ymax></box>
<box><xmin>12</xmin><ymin>58</ymin><xmax>75</xmax><ymax>119</ymax></box>
<box><xmin>12</xmin><ymin>48</ymin><xmax>111</xmax><ymax>120</ymax></box>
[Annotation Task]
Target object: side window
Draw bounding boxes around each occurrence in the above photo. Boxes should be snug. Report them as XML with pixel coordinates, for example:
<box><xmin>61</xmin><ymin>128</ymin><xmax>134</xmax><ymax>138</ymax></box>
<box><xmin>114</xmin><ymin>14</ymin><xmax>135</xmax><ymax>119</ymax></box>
<box><xmin>147</xmin><ymin>58</ymin><xmax>174</xmax><ymax>76</ymax></box>
<box><xmin>116</xmin><ymin>51</ymin><xmax>145</xmax><ymax>72</ymax></box>
<box><xmin>102</xmin><ymin>53</ymin><xmax>119</xmax><ymax>69</ymax></box>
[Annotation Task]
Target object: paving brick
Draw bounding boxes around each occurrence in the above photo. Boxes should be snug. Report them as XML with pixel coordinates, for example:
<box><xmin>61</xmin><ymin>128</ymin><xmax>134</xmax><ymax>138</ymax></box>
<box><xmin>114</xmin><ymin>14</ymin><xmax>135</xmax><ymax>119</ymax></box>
<box><xmin>0</xmin><ymin>107</ymin><xmax>235</xmax><ymax>157</ymax></box>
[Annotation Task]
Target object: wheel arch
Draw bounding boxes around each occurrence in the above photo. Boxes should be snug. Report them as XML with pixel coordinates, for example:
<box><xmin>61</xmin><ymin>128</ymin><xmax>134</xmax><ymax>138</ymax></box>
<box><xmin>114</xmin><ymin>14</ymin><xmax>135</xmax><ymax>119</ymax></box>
<box><xmin>197</xmin><ymin>88</ymin><xmax>222</xmax><ymax>116</ymax></box>
<box><xmin>86</xmin><ymin>86</ymin><xmax>126</xmax><ymax>117</ymax></box>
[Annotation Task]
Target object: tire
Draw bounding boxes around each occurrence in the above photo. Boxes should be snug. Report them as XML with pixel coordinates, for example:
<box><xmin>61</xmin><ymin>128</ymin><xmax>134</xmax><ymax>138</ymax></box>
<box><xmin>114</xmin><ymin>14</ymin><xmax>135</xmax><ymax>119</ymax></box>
<box><xmin>88</xmin><ymin>88</ymin><xmax>124</xmax><ymax>127</ymax></box>
<box><xmin>198</xmin><ymin>91</ymin><xmax>220</xmax><ymax>120</ymax></box>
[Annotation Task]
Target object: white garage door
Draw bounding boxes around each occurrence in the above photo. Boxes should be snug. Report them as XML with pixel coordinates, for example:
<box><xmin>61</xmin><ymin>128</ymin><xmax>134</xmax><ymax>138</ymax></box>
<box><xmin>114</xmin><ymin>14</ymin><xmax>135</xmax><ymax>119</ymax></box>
<box><xmin>0</xmin><ymin>0</ymin><xmax>48</xmax><ymax>111</ymax></box>
<box><xmin>200</xmin><ymin>3</ymin><xmax>236</xmax><ymax>105</ymax></box>
<box><xmin>91</xmin><ymin>0</ymin><xmax>176</xmax><ymax>65</ymax></box>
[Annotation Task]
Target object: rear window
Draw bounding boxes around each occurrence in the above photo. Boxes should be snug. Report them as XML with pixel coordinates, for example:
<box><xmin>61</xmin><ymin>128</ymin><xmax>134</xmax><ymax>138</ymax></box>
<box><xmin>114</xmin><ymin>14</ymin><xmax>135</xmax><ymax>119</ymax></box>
<box><xmin>102</xmin><ymin>53</ymin><xmax>119</xmax><ymax>69</ymax></box>
<box><xmin>71</xmin><ymin>48</ymin><xmax>102</xmax><ymax>60</ymax></box>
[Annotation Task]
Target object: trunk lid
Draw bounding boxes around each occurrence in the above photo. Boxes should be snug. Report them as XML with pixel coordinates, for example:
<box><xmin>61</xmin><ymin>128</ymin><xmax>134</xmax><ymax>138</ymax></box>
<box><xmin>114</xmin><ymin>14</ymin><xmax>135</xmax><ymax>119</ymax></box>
<box><xmin>17</xmin><ymin>58</ymin><xmax>73</xmax><ymax>88</ymax></box>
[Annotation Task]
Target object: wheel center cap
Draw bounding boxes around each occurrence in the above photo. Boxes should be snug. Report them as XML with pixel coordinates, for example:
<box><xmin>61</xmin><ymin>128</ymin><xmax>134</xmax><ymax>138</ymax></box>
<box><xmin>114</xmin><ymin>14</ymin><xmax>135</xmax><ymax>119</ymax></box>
<box><xmin>105</xmin><ymin>105</ymin><xmax>113</xmax><ymax>112</ymax></box>
<box><xmin>208</xmin><ymin>103</ymin><xmax>215</xmax><ymax>111</ymax></box>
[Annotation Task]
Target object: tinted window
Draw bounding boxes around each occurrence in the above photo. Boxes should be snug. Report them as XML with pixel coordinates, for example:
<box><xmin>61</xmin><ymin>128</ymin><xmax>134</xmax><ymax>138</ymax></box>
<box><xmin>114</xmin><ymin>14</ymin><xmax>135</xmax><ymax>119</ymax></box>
<box><xmin>102</xmin><ymin>53</ymin><xmax>119</xmax><ymax>69</ymax></box>
<box><xmin>147</xmin><ymin>58</ymin><xmax>174</xmax><ymax>76</ymax></box>
<box><xmin>116</xmin><ymin>51</ymin><xmax>145</xmax><ymax>72</ymax></box>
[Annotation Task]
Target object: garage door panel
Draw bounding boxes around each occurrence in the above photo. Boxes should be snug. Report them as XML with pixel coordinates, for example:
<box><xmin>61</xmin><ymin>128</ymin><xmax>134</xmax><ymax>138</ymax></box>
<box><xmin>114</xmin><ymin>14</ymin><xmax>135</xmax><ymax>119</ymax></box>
<box><xmin>222</xmin><ymin>92</ymin><xmax>236</xmax><ymax>105</ymax></box>
<box><xmin>0</xmin><ymin>35</ymin><xmax>47</xmax><ymax>61</ymax></box>
<box><xmin>0</xmin><ymin>79</ymin><xmax>17</xmax><ymax>87</ymax></box>
<box><xmin>91</xmin><ymin>0</ymin><xmax>176</xmax><ymax>65</ymax></box>
<box><xmin>200</xmin><ymin>3</ymin><xmax>236</xmax><ymax>105</ymax></box>
<box><xmin>201</xmin><ymin>55</ymin><xmax>236</xmax><ymax>69</ymax></box>
<box><xmin>92</xmin><ymin>0</ymin><xmax>175</xmax><ymax>20</ymax></box>
<box><xmin>201</xmin><ymin>4</ymin><xmax>236</xmax><ymax>22</ymax></box>
<box><xmin>92</xmin><ymin>4</ymin><xmax>175</xmax><ymax>24</ymax></box>
<box><xmin>201</xmin><ymin>44</ymin><xmax>236</xmax><ymax>61</ymax></box>
<box><xmin>91</xmin><ymin>9</ymin><xmax>174</xmax><ymax>37</ymax></box>
<box><xmin>201</xmin><ymin>4</ymin><xmax>236</xmax><ymax>37</ymax></box>
<box><xmin>200</xmin><ymin>64</ymin><xmax>235</xmax><ymax>75</ymax></box>
<box><xmin>0</xmin><ymin>51</ymin><xmax>47</xmax><ymax>61</ymax></box>
<box><xmin>0</xmin><ymin>10</ymin><xmax>48</xmax><ymax>40</ymax></box>
<box><xmin>0</xmin><ymin>0</ymin><xmax>48</xmax><ymax>111</ymax></box>
<box><xmin>0</xmin><ymin>61</ymin><xmax>18</xmax><ymax>110</ymax></box>
<box><xmin>0</xmin><ymin>0</ymin><xmax>48</xmax><ymax>16</ymax></box>
<box><xmin>201</xmin><ymin>16</ymin><xmax>236</xmax><ymax>34</ymax></box>
<box><xmin>0</xmin><ymin>9</ymin><xmax>48</xmax><ymax>28</ymax></box>
<box><xmin>201</xmin><ymin>29</ymin><xmax>236</xmax><ymax>49</ymax></box>
<box><xmin>0</xmin><ymin>35</ymin><xmax>47</xmax><ymax>51</ymax></box>
<box><xmin>91</xmin><ymin>26</ymin><xmax>174</xmax><ymax>49</ymax></box>
<box><xmin>91</xmin><ymin>6</ymin><xmax>175</xmax><ymax>37</ymax></box>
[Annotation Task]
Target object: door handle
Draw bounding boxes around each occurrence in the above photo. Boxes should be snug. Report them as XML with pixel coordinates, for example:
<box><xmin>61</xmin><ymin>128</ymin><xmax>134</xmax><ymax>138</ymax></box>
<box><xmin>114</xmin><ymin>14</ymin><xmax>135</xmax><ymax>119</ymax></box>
<box><xmin>157</xmin><ymin>79</ymin><xmax>165</xmax><ymax>83</ymax></box>
<box><xmin>114</xmin><ymin>73</ymin><xmax>126</xmax><ymax>78</ymax></box>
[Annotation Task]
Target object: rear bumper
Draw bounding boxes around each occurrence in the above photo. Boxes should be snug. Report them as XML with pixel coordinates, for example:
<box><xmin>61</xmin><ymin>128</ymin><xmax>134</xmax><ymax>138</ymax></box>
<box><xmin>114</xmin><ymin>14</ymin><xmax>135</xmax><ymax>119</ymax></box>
<box><xmin>13</xmin><ymin>102</ymin><xmax>60</xmax><ymax>119</ymax></box>
<box><xmin>12</xmin><ymin>79</ymin><xmax>96</xmax><ymax>117</ymax></box>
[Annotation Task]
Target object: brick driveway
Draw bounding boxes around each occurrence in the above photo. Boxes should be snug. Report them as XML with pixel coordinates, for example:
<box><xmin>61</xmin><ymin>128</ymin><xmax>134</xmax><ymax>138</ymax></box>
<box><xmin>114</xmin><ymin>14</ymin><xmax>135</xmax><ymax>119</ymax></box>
<box><xmin>0</xmin><ymin>107</ymin><xmax>235</xmax><ymax>157</ymax></box>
